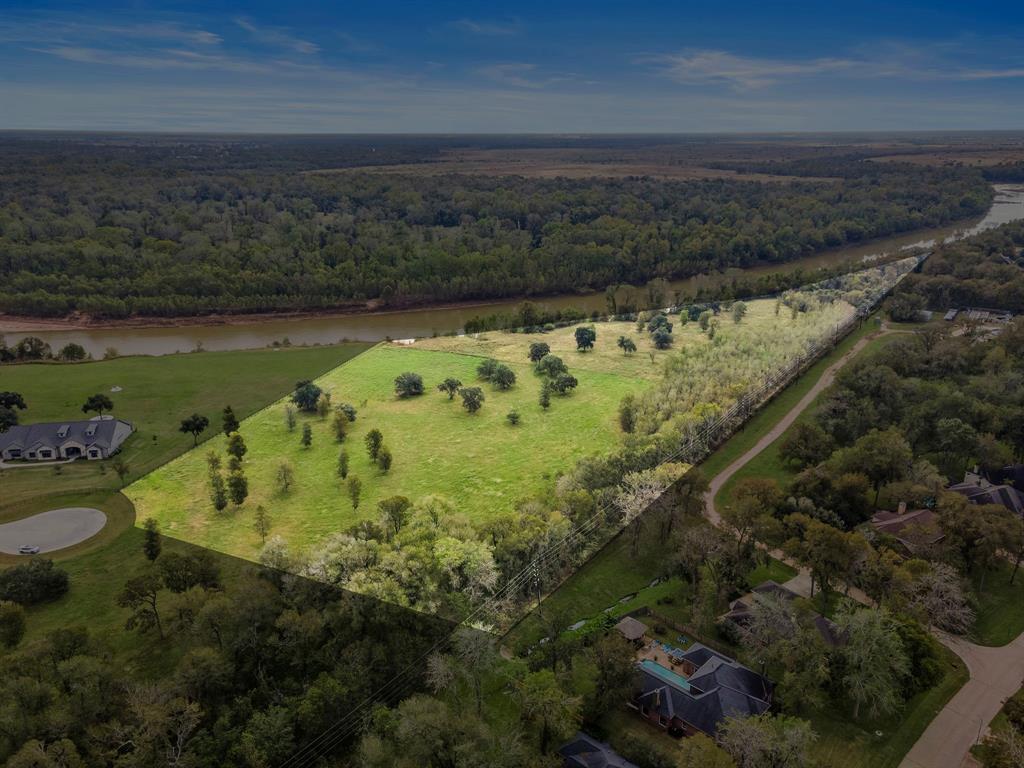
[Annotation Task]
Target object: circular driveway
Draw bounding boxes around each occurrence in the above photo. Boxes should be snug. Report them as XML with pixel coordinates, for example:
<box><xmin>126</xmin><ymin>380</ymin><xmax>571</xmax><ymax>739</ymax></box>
<box><xmin>0</xmin><ymin>507</ymin><xmax>107</xmax><ymax>554</ymax></box>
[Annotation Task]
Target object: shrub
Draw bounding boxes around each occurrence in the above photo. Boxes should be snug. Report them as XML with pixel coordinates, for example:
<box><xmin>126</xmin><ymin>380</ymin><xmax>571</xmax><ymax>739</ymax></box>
<box><xmin>394</xmin><ymin>372</ymin><xmax>424</xmax><ymax>398</ymax></box>
<box><xmin>0</xmin><ymin>559</ymin><xmax>69</xmax><ymax>606</ymax></box>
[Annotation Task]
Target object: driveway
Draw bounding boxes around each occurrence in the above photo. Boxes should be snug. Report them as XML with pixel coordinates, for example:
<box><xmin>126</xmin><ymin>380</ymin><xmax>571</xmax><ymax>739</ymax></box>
<box><xmin>0</xmin><ymin>507</ymin><xmax>107</xmax><ymax>554</ymax></box>
<box><xmin>900</xmin><ymin>632</ymin><xmax>1024</xmax><ymax>768</ymax></box>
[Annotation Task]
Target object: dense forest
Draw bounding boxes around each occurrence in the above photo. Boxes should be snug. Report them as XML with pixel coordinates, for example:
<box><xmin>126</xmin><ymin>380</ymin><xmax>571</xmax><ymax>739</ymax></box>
<box><xmin>0</xmin><ymin>136</ymin><xmax>993</xmax><ymax>318</ymax></box>
<box><xmin>892</xmin><ymin>220</ymin><xmax>1024</xmax><ymax>312</ymax></box>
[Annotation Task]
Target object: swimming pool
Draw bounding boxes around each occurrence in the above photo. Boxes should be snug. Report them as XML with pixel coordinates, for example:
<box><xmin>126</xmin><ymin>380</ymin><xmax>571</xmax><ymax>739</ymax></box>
<box><xmin>639</xmin><ymin>659</ymin><xmax>691</xmax><ymax>691</ymax></box>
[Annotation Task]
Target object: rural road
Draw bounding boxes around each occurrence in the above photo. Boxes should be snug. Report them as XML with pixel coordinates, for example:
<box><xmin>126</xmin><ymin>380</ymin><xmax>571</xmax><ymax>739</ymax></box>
<box><xmin>703</xmin><ymin>330</ymin><xmax>882</xmax><ymax>525</ymax></box>
<box><xmin>699</xmin><ymin>328</ymin><xmax>1024</xmax><ymax>768</ymax></box>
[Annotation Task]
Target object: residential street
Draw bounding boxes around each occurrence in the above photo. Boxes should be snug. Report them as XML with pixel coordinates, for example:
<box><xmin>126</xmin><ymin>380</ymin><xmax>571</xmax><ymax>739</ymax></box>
<box><xmin>701</xmin><ymin>329</ymin><xmax>1024</xmax><ymax>768</ymax></box>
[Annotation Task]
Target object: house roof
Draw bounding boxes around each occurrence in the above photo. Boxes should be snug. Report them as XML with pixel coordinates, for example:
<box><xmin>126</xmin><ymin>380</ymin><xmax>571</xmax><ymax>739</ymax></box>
<box><xmin>614</xmin><ymin>616</ymin><xmax>648</xmax><ymax>642</ymax></box>
<box><xmin>0</xmin><ymin>418</ymin><xmax>133</xmax><ymax>454</ymax></box>
<box><xmin>870</xmin><ymin>508</ymin><xmax>945</xmax><ymax>550</ymax></box>
<box><xmin>723</xmin><ymin>584</ymin><xmax>846</xmax><ymax>648</ymax></box>
<box><xmin>634</xmin><ymin>645</ymin><xmax>771</xmax><ymax>736</ymax></box>
<box><xmin>559</xmin><ymin>733</ymin><xmax>638</xmax><ymax>768</ymax></box>
<box><xmin>947</xmin><ymin>472</ymin><xmax>1024</xmax><ymax>516</ymax></box>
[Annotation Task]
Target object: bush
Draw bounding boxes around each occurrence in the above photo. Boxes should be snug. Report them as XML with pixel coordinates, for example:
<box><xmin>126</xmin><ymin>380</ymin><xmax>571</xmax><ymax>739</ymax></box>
<box><xmin>394</xmin><ymin>372</ymin><xmax>424</xmax><ymax>398</ymax></box>
<box><xmin>0</xmin><ymin>559</ymin><xmax>69</xmax><ymax>605</ymax></box>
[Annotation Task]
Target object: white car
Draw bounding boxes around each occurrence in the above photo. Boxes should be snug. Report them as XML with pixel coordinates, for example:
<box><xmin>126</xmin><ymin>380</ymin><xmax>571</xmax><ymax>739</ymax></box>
<box><xmin>18</xmin><ymin>545</ymin><xmax>40</xmax><ymax>555</ymax></box>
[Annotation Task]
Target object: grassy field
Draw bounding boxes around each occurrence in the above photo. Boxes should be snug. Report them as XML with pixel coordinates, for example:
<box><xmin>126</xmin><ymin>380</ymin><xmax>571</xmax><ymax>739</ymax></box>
<box><xmin>127</xmin><ymin>343</ymin><xmax>644</xmax><ymax>558</ymax></box>
<box><xmin>972</xmin><ymin>562</ymin><xmax>1024</xmax><ymax>646</ymax></box>
<box><xmin>0</xmin><ymin>344</ymin><xmax>370</xmax><ymax>506</ymax></box>
<box><xmin>0</xmin><ymin>489</ymin><xmax>253</xmax><ymax>678</ymax></box>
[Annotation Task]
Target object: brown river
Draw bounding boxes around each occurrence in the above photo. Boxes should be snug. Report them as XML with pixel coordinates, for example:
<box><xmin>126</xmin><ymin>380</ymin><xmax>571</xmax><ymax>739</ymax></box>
<box><xmin>4</xmin><ymin>185</ymin><xmax>1023</xmax><ymax>358</ymax></box>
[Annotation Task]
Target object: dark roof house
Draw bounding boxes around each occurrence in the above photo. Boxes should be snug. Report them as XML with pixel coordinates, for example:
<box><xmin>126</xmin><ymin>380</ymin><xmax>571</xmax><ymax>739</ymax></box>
<box><xmin>721</xmin><ymin>580</ymin><xmax>845</xmax><ymax>647</ymax></box>
<box><xmin>948</xmin><ymin>471</ymin><xmax>1024</xmax><ymax>517</ymax></box>
<box><xmin>868</xmin><ymin>507</ymin><xmax>945</xmax><ymax>554</ymax></box>
<box><xmin>559</xmin><ymin>733</ymin><xmax>638</xmax><ymax>768</ymax></box>
<box><xmin>630</xmin><ymin>643</ymin><xmax>771</xmax><ymax>738</ymax></box>
<box><xmin>0</xmin><ymin>418</ymin><xmax>133</xmax><ymax>462</ymax></box>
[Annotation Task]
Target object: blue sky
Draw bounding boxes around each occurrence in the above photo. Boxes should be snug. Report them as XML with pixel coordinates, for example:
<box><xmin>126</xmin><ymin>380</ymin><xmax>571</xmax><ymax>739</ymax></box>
<box><xmin>2</xmin><ymin>0</ymin><xmax>1024</xmax><ymax>132</ymax></box>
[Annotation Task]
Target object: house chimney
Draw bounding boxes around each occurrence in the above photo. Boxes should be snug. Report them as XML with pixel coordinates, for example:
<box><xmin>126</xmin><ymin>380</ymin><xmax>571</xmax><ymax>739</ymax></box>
<box><xmin>897</xmin><ymin>501</ymin><xmax>907</xmax><ymax>516</ymax></box>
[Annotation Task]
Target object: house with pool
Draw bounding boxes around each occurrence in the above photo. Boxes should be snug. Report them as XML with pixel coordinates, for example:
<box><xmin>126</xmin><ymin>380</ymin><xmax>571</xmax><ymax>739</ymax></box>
<box><xmin>0</xmin><ymin>418</ymin><xmax>134</xmax><ymax>462</ymax></box>
<box><xmin>629</xmin><ymin>641</ymin><xmax>772</xmax><ymax>739</ymax></box>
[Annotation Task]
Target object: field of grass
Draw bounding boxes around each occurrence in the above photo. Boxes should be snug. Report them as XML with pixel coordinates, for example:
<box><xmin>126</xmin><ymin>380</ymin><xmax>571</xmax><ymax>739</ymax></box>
<box><xmin>972</xmin><ymin>562</ymin><xmax>1024</xmax><ymax>646</ymax></box>
<box><xmin>0</xmin><ymin>344</ymin><xmax>370</xmax><ymax>506</ymax></box>
<box><xmin>127</xmin><ymin>343</ymin><xmax>644</xmax><ymax>559</ymax></box>
<box><xmin>0</xmin><ymin>489</ymin><xmax>253</xmax><ymax>678</ymax></box>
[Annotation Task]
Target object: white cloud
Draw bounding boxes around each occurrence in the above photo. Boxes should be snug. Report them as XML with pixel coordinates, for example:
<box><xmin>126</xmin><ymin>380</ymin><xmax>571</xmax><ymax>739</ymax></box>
<box><xmin>652</xmin><ymin>50</ymin><xmax>855</xmax><ymax>89</ymax></box>
<box><xmin>451</xmin><ymin>18</ymin><xmax>519</xmax><ymax>36</ymax></box>
<box><xmin>234</xmin><ymin>18</ymin><xmax>319</xmax><ymax>54</ymax></box>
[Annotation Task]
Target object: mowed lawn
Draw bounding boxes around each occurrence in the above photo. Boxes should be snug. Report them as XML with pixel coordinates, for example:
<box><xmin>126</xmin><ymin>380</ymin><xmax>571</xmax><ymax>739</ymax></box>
<box><xmin>127</xmin><ymin>344</ymin><xmax>644</xmax><ymax>559</ymax></box>
<box><xmin>0</xmin><ymin>344</ymin><xmax>370</xmax><ymax>507</ymax></box>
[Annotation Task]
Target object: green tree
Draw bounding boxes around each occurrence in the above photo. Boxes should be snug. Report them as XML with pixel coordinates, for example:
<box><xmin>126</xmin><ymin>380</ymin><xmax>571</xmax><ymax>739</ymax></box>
<box><xmin>651</xmin><ymin>328</ymin><xmax>673</xmax><ymax>349</ymax></box>
<box><xmin>551</xmin><ymin>372</ymin><xmax>578</xmax><ymax>395</ymax></box>
<box><xmin>179</xmin><ymin>413</ymin><xmax>209</xmax><ymax>446</ymax></box>
<box><xmin>835</xmin><ymin>604</ymin><xmax>910</xmax><ymax>719</ymax></box>
<box><xmin>378</xmin><ymin>496</ymin><xmax>412</xmax><ymax>538</ymax></box>
<box><xmin>586</xmin><ymin>634</ymin><xmax>637</xmax><ymax>720</ymax></box>
<box><xmin>210</xmin><ymin>472</ymin><xmax>227</xmax><ymax>511</ymax></box>
<box><xmin>460</xmin><ymin>386</ymin><xmax>485</xmax><ymax>414</ymax></box>
<box><xmin>539</xmin><ymin>384</ymin><xmax>551</xmax><ymax>410</ymax></box>
<box><xmin>227</xmin><ymin>471</ymin><xmax>248</xmax><ymax>506</ymax></box>
<box><xmin>82</xmin><ymin>393</ymin><xmax>114</xmax><ymax>417</ymax></box>
<box><xmin>0</xmin><ymin>406</ymin><xmax>18</xmax><ymax>432</ymax></box>
<box><xmin>276</xmin><ymin>460</ymin><xmax>295</xmax><ymax>493</ymax></box>
<box><xmin>285</xmin><ymin>405</ymin><xmax>297</xmax><ymax>432</ymax></box>
<box><xmin>779</xmin><ymin>422</ymin><xmax>835</xmax><ymax>468</ymax></box>
<box><xmin>528</xmin><ymin>341</ymin><xmax>550</xmax><ymax>362</ymax></box>
<box><xmin>678</xmin><ymin>734</ymin><xmax>737</xmax><ymax>768</ymax></box>
<box><xmin>332</xmin><ymin>410</ymin><xmax>348</xmax><ymax>441</ymax></box>
<box><xmin>490</xmin><ymin>363</ymin><xmax>516</xmax><ymax>390</ymax></box>
<box><xmin>57</xmin><ymin>342</ymin><xmax>88</xmax><ymax>361</ymax></box>
<box><xmin>301</xmin><ymin>423</ymin><xmax>313</xmax><ymax>449</ymax></box>
<box><xmin>506</xmin><ymin>409</ymin><xmax>521</xmax><ymax>426</ymax></box>
<box><xmin>377</xmin><ymin>445</ymin><xmax>393</xmax><ymax>473</ymax></box>
<box><xmin>337</xmin><ymin>449</ymin><xmax>349</xmax><ymax>479</ymax></box>
<box><xmin>574</xmin><ymin>325</ymin><xmax>597</xmax><ymax>351</ymax></box>
<box><xmin>731</xmin><ymin>301</ymin><xmax>748</xmax><ymax>323</ymax></box>
<box><xmin>437</xmin><ymin>377</ymin><xmax>462</xmax><ymax>400</ymax></box>
<box><xmin>117</xmin><ymin>574</ymin><xmax>164</xmax><ymax>638</ymax></box>
<box><xmin>535</xmin><ymin>354</ymin><xmax>568</xmax><ymax>378</ymax></box>
<box><xmin>698</xmin><ymin>310</ymin><xmax>713</xmax><ymax>330</ymax></box>
<box><xmin>0</xmin><ymin>601</ymin><xmax>26</xmax><ymax>649</ymax></box>
<box><xmin>616</xmin><ymin>335</ymin><xmax>637</xmax><ymax>355</ymax></box>
<box><xmin>227</xmin><ymin>432</ymin><xmax>247</xmax><ymax>462</ymax></box>
<box><xmin>254</xmin><ymin>505</ymin><xmax>271</xmax><ymax>545</ymax></box>
<box><xmin>833</xmin><ymin>427</ymin><xmax>913</xmax><ymax>503</ymax></box>
<box><xmin>222</xmin><ymin>405</ymin><xmax>240</xmax><ymax>435</ymax></box>
<box><xmin>394</xmin><ymin>372</ymin><xmax>424</xmax><ymax>398</ymax></box>
<box><xmin>291</xmin><ymin>380</ymin><xmax>322</xmax><ymax>412</ymax></box>
<box><xmin>365</xmin><ymin>428</ymin><xmax>384</xmax><ymax>459</ymax></box>
<box><xmin>347</xmin><ymin>475</ymin><xmax>362</xmax><ymax>510</ymax></box>
<box><xmin>0</xmin><ymin>392</ymin><xmax>27</xmax><ymax>411</ymax></box>
<box><xmin>515</xmin><ymin>669</ymin><xmax>582</xmax><ymax>754</ymax></box>
<box><xmin>143</xmin><ymin>517</ymin><xmax>161</xmax><ymax>562</ymax></box>
<box><xmin>718</xmin><ymin>713</ymin><xmax>816</xmax><ymax>768</ymax></box>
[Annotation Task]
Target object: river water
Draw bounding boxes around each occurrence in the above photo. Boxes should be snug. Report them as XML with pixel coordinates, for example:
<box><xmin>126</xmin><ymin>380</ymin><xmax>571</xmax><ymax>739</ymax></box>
<box><xmin>5</xmin><ymin>185</ymin><xmax>1023</xmax><ymax>358</ymax></box>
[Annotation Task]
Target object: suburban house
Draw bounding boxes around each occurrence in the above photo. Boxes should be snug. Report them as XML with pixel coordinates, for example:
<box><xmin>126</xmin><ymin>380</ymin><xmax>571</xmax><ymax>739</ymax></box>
<box><xmin>867</xmin><ymin>504</ymin><xmax>945</xmax><ymax>555</ymax></box>
<box><xmin>947</xmin><ymin>470</ymin><xmax>1024</xmax><ymax>517</ymax></box>
<box><xmin>721</xmin><ymin>580</ymin><xmax>846</xmax><ymax>648</ymax></box>
<box><xmin>0</xmin><ymin>418</ymin><xmax>134</xmax><ymax>462</ymax></box>
<box><xmin>559</xmin><ymin>733</ymin><xmax>638</xmax><ymax>768</ymax></box>
<box><xmin>629</xmin><ymin>643</ymin><xmax>771</xmax><ymax>739</ymax></box>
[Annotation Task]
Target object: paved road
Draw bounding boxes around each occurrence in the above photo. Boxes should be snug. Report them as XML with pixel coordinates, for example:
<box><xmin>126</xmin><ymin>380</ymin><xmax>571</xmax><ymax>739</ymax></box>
<box><xmin>0</xmin><ymin>507</ymin><xmax>107</xmax><ymax>554</ymax></box>
<box><xmin>901</xmin><ymin>632</ymin><xmax>1024</xmax><ymax>768</ymax></box>
<box><xmin>699</xmin><ymin>328</ymin><xmax>1024</xmax><ymax>768</ymax></box>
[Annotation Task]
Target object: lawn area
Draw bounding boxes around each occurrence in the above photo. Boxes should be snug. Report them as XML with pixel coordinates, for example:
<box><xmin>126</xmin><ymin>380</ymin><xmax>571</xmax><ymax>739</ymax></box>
<box><xmin>806</xmin><ymin>642</ymin><xmax>968</xmax><ymax>768</ymax></box>
<box><xmin>127</xmin><ymin>343</ymin><xmax>644</xmax><ymax>559</ymax></box>
<box><xmin>0</xmin><ymin>489</ymin><xmax>254</xmax><ymax>678</ymax></box>
<box><xmin>971</xmin><ymin>561</ymin><xmax>1024</xmax><ymax>646</ymax></box>
<box><xmin>0</xmin><ymin>344</ymin><xmax>370</xmax><ymax>506</ymax></box>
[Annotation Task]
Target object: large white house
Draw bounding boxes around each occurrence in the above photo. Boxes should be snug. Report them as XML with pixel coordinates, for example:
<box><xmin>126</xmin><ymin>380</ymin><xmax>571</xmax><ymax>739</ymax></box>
<box><xmin>0</xmin><ymin>418</ymin><xmax>134</xmax><ymax>461</ymax></box>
